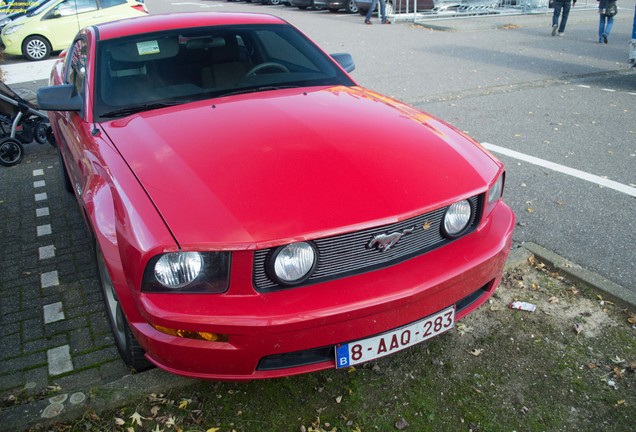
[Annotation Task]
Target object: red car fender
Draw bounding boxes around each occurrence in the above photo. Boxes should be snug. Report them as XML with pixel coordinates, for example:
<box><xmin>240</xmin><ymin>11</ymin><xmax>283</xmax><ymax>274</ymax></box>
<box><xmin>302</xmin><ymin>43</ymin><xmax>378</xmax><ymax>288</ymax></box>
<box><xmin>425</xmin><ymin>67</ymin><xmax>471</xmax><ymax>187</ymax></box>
<box><xmin>80</xmin><ymin>133</ymin><xmax>178</xmax><ymax>324</ymax></box>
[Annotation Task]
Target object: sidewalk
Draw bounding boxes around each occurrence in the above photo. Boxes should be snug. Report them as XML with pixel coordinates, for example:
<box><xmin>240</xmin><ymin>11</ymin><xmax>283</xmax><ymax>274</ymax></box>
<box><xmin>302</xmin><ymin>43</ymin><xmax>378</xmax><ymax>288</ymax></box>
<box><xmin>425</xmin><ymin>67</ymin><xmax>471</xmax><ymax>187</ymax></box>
<box><xmin>0</xmin><ymin>143</ymin><xmax>130</xmax><ymax>399</ymax></box>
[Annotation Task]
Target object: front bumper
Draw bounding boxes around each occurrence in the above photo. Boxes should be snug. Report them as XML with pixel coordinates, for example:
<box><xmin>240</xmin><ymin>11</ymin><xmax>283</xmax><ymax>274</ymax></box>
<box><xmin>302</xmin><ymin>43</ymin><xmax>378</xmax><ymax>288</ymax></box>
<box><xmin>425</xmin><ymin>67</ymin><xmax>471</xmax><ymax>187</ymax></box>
<box><xmin>129</xmin><ymin>203</ymin><xmax>515</xmax><ymax>380</ymax></box>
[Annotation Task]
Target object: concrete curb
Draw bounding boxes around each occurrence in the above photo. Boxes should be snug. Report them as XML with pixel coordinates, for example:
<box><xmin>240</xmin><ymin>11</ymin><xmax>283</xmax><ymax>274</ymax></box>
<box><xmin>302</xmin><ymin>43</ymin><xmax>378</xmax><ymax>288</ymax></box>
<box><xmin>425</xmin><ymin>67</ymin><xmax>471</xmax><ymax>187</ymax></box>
<box><xmin>522</xmin><ymin>242</ymin><xmax>636</xmax><ymax>311</ymax></box>
<box><xmin>1</xmin><ymin>244</ymin><xmax>633</xmax><ymax>431</ymax></box>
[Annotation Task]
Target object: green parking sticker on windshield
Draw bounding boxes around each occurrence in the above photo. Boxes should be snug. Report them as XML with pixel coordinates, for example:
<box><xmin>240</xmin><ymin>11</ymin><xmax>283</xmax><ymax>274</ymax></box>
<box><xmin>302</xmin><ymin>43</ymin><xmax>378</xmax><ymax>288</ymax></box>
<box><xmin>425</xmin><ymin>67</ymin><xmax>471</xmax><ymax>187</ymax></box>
<box><xmin>136</xmin><ymin>40</ymin><xmax>160</xmax><ymax>56</ymax></box>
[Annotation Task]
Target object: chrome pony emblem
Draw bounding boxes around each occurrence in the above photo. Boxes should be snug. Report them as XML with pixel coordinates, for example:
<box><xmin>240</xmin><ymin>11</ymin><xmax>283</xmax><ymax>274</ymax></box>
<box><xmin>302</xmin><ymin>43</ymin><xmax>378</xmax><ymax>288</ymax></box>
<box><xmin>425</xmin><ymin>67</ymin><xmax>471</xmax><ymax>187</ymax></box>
<box><xmin>367</xmin><ymin>227</ymin><xmax>415</xmax><ymax>252</ymax></box>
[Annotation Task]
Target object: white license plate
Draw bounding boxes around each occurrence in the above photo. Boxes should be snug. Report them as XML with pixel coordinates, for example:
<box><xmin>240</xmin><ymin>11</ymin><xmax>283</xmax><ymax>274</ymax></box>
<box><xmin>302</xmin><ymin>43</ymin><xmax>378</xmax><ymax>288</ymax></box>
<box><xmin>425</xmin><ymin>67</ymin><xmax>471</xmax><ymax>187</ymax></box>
<box><xmin>335</xmin><ymin>306</ymin><xmax>455</xmax><ymax>368</ymax></box>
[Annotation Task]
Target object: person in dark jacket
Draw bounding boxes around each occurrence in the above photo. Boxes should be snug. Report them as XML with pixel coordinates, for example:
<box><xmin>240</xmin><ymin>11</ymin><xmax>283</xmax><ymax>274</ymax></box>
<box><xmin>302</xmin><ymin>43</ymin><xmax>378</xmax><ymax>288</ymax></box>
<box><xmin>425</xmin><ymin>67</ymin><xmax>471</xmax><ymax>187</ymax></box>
<box><xmin>552</xmin><ymin>0</ymin><xmax>576</xmax><ymax>36</ymax></box>
<box><xmin>597</xmin><ymin>0</ymin><xmax>616</xmax><ymax>43</ymax></box>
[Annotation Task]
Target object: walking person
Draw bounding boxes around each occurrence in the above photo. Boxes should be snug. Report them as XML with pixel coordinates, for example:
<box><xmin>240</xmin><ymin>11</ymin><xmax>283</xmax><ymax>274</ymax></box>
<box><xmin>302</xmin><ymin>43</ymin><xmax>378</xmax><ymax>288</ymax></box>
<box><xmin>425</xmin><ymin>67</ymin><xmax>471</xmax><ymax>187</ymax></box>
<box><xmin>597</xmin><ymin>0</ymin><xmax>617</xmax><ymax>43</ymax></box>
<box><xmin>552</xmin><ymin>0</ymin><xmax>576</xmax><ymax>36</ymax></box>
<box><xmin>364</xmin><ymin>0</ymin><xmax>391</xmax><ymax>25</ymax></box>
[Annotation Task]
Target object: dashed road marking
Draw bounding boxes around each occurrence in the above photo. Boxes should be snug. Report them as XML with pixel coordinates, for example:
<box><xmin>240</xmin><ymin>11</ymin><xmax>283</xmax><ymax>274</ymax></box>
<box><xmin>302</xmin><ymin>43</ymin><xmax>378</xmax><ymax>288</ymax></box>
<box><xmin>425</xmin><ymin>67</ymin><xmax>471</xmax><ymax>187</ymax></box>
<box><xmin>47</xmin><ymin>345</ymin><xmax>74</xmax><ymax>376</ymax></box>
<box><xmin>37</xmin><ymin>224</ymin><xmax>52</xmax><ymax>236</ymax></box>
<box><xmin>483</xmin><ymin>143</ymin><xmax>636</xmax><ymax>198</ymax></box>
<box><xmin>39</xmin><ymin>245</ymin><xmax>56</xmax><ymax>259</ymax></box>
<box><xmin>43</xmin><ymin>302</ymin><xmax>65</xmax><ymax>324</ymax></box>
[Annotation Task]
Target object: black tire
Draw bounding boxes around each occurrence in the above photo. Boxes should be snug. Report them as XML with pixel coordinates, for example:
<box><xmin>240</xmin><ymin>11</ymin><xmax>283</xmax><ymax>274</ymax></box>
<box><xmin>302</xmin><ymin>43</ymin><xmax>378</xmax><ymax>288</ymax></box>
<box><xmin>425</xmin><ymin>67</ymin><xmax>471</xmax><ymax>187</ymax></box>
<box><xmin>270</xmin><ymin>0</ymin><xmax>281</xmax><ymax>4</ymax></box>
<box><xmin>46</xmin><ymin>127</ymin><xmax>57</xmax><ymax>147</ymax></box>
<box><xmin>346</xmin><ymin>0</ymin><xmax>358</xmax><ymax>13</ymax></box>
<box><xmin>359</xmin><ymin>7</ymin><xmax>367</xmax><ymax>14</ymax></box>
<box><xmin>34</xmin><ymin>121</ymin><xmax>49</xmax><ymax>144</ymax></box>
<box><xmin>22</xmin><ymin>35</ymin><xmax>51</xmax><ymax>61</ymax></box>
<box><xmin>58</xmin><ymin>149</ymin><xmax>73</xmax><ymax>193</ymax></box>
<box><xmin>0</xmin><ymin>137</ymin><xmax>24</xmax><ymax>166</ymax></box>
<box><xmin>96</xmin><ymin>244</ymin><xmax>152</xmax><ymax>372</ymax></box>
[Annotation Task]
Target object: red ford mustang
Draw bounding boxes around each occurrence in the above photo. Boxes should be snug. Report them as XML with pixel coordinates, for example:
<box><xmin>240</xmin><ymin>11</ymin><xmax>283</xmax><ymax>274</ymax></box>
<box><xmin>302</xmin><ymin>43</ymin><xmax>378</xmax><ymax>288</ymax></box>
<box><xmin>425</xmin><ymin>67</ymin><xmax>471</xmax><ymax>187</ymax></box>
<box><xmin>38</xmin><ymin>12</ymin><xmax>515</xmax><ymax>380</ymax></box>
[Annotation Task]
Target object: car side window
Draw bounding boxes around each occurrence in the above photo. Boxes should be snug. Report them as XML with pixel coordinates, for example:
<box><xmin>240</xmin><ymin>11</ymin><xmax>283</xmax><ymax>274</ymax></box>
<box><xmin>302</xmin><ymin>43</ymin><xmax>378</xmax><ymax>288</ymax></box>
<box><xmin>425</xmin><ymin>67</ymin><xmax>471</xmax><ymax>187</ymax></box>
<box><xmin>67</xmin><ymin>39</ymin><xmax>88</xmax><ymax>97</ymax></box>
<box><xmin>254</xmin><ymin>30</ymin><xmax>318</xmax><ymax>72</ymax></box>
<box><xmin>48</xmin><ymin>0</ymin><xmax>97</xmax><ymax>17</ymax></box>
<box><xmin>98</xmin><ymin>0</ymin><xmax>127</xmax><ymax>8</ymax></box>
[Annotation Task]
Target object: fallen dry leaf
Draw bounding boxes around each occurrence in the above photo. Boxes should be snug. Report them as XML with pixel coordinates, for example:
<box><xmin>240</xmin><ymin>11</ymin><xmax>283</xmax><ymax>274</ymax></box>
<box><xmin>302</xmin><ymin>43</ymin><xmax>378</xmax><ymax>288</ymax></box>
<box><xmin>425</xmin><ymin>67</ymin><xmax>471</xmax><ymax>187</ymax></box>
<box><xmin>130</xmin><ymin>412</ymin><xmax>144</xmax><ymax>427</ymax></box>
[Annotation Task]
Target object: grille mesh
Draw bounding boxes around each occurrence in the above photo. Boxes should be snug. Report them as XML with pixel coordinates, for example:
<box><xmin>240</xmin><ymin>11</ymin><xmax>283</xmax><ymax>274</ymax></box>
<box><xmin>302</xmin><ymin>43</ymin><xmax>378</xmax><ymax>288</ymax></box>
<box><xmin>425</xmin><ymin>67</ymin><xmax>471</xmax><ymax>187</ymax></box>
<box><xmin>253</xmin><ymin>195</ymin><xmax>482</xmax><ymax>291</ymax></box>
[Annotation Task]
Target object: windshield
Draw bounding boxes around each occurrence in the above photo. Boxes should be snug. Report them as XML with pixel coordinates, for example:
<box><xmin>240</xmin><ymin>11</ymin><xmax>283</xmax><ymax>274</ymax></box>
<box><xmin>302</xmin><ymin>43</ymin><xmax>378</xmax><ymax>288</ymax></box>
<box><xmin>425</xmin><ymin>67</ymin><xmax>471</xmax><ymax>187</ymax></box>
<box><xmin>26</xmin><ymin>0</ymin><xmax>53</xmax><ymax>16</ymax></box>
<box><xmin>94</xmin><ymin>24</ymin><xmax>355</xmax><ymax>120</ymax></box>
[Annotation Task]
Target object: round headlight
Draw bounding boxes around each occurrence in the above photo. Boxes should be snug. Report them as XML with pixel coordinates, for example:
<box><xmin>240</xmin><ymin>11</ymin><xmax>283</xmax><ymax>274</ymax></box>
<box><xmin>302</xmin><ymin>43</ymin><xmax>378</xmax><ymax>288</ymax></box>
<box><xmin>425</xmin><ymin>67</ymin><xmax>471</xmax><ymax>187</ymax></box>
<box><xmin>443</xmin><ymin>200</ymin><xmax>472</xmax><ymax>237</ymax></box>
<box><xmin>272</xmin><ymin>242</ymin><xmax>316</xmax><ymax>284</ymax></box>
<box><xmin>154</xmin><ymin>252</ymin><xmax>203</xmax><ymax>289</ymax></box>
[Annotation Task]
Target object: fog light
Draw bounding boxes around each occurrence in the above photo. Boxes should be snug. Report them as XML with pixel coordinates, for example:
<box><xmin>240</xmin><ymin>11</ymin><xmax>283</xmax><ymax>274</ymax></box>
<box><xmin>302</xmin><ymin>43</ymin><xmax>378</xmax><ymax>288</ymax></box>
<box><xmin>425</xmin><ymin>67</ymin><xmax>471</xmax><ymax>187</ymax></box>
<box><xmin>272</xmin><ymin>242</ymin><xmax>317</xmax><ymax>284</ymax></box>
<box><xmin>152</xmin><ymin>324</ymin><xmax>228</xmax><ymax>342</ymax></box>
<box><xmin>443</xmin><ymin>200</ymin><xmax>472</xmax><ymax>237</ymax></box>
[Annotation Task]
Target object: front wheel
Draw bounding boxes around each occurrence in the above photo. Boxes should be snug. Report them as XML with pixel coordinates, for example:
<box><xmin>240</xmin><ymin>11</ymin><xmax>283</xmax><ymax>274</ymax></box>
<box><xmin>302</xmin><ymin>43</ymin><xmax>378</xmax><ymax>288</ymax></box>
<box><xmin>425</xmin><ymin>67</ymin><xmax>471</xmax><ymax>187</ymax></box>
<box><xmin>346</xmin><ymin>0</ymin><xmax>358</xmax><ymax>13</ymax></box>
<box><xmin>0</xmin><ymin>137</ymin><xmax>24</xmax><ymax>166</ymax></box>
<box><xmin>33</xmin><ymin>121</ymin><xmax>49</xmax><ymax>144</ymax></box>
<box><xmin>22</xmin><ymin>36</ymin><xmax>51</xmax><ymax>61</ymax></box>
<box><xmin>96</xmin><ymin>244</ymin><xmax>152</xmax><ymax>372</ymax></box>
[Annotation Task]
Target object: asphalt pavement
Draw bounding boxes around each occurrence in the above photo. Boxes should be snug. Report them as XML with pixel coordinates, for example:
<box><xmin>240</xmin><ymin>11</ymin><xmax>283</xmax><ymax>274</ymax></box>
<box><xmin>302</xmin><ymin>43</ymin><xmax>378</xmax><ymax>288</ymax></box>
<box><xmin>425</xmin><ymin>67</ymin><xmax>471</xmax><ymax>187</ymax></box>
<box><xmin>0</xmin><ymin>2</ymin><xmax>635</xmax><ymax>430</ymax></box>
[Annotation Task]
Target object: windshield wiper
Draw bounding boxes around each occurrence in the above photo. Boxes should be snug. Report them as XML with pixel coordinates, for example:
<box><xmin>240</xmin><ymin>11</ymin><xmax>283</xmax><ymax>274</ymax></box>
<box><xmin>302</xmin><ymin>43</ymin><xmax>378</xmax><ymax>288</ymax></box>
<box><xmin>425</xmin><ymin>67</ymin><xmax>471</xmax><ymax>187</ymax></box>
<box><xmin>218</xmin><ymin>85</ymin><xmax>298</xmax><ymax>98</ymax></box>
<box><xmin>101</xmin><ymin>101</ymin><xmax>183</xmax><ymax>118</ymax></box>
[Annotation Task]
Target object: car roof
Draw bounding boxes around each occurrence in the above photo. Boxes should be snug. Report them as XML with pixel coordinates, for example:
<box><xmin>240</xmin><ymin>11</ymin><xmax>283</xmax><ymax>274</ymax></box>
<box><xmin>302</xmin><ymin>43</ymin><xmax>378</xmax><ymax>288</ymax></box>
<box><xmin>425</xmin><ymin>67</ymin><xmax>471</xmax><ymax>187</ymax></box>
<box><xmin>94</xmin><ymin>12</ymin><xmax>289</xmax><ymax>41</ymax></box>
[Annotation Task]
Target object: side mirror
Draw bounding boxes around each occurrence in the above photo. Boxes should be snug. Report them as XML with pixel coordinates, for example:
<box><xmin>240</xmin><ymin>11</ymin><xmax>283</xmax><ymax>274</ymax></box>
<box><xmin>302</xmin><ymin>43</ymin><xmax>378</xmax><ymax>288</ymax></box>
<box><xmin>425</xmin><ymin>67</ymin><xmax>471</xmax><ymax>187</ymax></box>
<box><xmin>37</xmin><ymin>84</ymin><xmax>82</xmax><ymax>112</ymax></box>
<box><xmin>331</xmin><ymin>53</ymin><xmax>355</xmax><ymax>73</ymax></box>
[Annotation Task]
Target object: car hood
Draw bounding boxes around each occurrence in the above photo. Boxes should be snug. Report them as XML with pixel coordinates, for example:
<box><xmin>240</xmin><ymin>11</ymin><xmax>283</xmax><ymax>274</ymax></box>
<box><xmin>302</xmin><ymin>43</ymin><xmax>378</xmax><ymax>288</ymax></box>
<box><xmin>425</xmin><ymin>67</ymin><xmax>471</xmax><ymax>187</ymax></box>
<box><xmin>101</xmin><ymin>86</ymin><xmax>500</xmax><ymax>250</ymax></box>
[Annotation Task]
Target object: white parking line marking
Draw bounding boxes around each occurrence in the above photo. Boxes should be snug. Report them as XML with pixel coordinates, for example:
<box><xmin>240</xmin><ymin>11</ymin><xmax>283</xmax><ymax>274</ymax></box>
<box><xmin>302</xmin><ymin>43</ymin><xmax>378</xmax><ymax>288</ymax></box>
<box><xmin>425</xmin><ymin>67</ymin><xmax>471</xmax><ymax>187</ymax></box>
<box><xmin>34</xmin><ymin>180</ymin><xmax>46</xmax><ymax>188</ymax></box>
<box><xmin>39</xmin><ymin>245</ymin><xmax>56</xmax><ymax>259</ymax></box>
<box><xmin>37</xmin><ymin>224</ymin><xmax>52</xmax><ymax>236</ymax></box>
<box><xmin>41</xmin><ymin>270</ymin><xmax>59</xmax><ymax>288</ymax></box>
<box><xmin>43</xmin><ymin>302</ymin><xmax>65</xmax><ymax>323</ymax></box>
<box><xmin>36</xmin><ymin>207</ymin><xmax>50</xmax><ymax>217</ymax></box>
<box><xmin>47</xmin><ymin>345</ymin><xmax>74</xmax><ymax>376</ymax></box>
<box><xmin>601</xmin><ymin>88</ymin><xmax>616</xmax><ymax>92</ymax></box>
<box><xmin>34</xmin><ymin>192</ymin><xmax>47</xmax><ymax>201</ymax></box>
<box><xmin>483</xmin><ymin>143</ymin><xmax>636</xmax><ymax>198</ymax></box>
<box><xmin>32</xmin><ymin>169</ymin><xmax>44</xmax><ymax>176</ymax></box>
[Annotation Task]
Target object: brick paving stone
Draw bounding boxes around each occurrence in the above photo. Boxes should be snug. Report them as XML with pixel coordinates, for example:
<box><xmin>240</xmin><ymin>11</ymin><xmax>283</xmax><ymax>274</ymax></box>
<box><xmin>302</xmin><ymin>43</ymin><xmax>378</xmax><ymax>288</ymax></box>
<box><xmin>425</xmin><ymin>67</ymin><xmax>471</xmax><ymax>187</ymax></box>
<box><xmin>0</xmin><ymin>111</ymin><xmax>138</xmax><ymax>395</ymax></box>
<box><xmin>23</xmin><ymin>333</ymin><xmax>69</xmax><ymax>355</ymax></box>
<box><xmin>21</xmin><ymin>317</ymin><xmax>45</xmax><ymax>341</ymax></box>
<box><xmin>0</xmin><ymin>351</ymin><xmax>47</xmax><ymax>376</ymax></box>
<box><xmin>0</xmin><ymin>371</ymin><xmax>25</xmax><ymax>393</ymax></box>
<box><xmin>0</xmin><ymin>333</ymin><xmax>22</xmax><ymax>359</ymax></box>
<box><xmin>74</xmin><ymin>346</ymin><xmax>120</xmax><ymax>370</ymax></box>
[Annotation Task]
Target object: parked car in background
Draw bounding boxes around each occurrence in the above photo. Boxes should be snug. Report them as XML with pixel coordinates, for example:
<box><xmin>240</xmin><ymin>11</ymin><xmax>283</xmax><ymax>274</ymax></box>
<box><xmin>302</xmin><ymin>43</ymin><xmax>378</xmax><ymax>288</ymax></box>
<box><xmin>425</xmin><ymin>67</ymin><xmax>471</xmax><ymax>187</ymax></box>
<box><xmin>1</xmin><ymin>0</ymin><xmax>147</xmax><ymax>60</ymax></box>
<box><xmin>314</xmin><ymin>0</ymin><xmax>358</xmax><ymax>13</ymax></box>
<box><xmin>0</xmin><ymin>0</ymin><xmax>50</xmax><ymax>32</ymax></box>
<box><xmin>355</xmin><ymin>0</ymin><xmax>433</xmax><ymax>15</ymax></box>
<box><xmin>37</xmin><ymin>12</ymin><xmax>515</xmax><ymax>380</ymax></box>
<box><xmin>289</xmin><ymin>0</ymin><xmax>322</xmax><ymax>9</ymax></box>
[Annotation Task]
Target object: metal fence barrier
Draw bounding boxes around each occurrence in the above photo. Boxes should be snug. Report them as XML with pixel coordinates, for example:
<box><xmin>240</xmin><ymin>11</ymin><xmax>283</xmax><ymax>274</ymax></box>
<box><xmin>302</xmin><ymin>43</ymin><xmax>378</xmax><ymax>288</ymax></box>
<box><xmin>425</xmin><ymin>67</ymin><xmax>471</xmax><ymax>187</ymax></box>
<box><xmin>386</xmin><ymin>0</ymin><xmax>596</xmax><ymax>23</ymax></box>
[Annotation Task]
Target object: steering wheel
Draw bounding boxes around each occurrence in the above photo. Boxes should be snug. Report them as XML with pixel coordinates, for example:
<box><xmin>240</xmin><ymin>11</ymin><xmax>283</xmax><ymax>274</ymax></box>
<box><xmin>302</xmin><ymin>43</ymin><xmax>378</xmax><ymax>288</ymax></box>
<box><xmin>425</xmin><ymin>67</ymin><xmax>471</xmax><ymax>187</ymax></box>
<box><xmin>245</xmin><ymin>62</ymin><xmax>290</xmax><ymax>77</ymax></box>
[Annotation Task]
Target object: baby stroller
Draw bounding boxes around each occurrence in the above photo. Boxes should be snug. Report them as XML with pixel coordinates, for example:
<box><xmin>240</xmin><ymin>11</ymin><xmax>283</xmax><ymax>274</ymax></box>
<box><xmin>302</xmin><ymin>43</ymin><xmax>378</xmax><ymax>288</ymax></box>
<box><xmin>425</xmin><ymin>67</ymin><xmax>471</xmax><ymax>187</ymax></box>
<box><xmin>0</xmin><ymin>80</ymin><xmax>52</xmax><ymax>167</ymax></box>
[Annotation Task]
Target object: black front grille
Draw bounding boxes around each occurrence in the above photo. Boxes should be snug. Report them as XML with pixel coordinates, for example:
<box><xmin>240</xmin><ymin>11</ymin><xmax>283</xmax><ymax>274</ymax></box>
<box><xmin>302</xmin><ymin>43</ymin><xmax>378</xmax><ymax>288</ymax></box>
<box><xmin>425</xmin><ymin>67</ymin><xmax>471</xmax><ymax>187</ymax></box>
<box><xmin>253</xmin><ymin>195</ymin><xmax>482</xmax><ymax>292</ymax></box>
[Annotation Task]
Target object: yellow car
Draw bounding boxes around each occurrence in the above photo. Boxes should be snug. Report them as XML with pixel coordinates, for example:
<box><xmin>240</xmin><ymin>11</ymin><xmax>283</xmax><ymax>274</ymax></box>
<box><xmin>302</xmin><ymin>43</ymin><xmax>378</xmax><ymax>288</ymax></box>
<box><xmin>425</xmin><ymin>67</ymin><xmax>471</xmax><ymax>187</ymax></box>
<box><xmin>1</xmin><ymin>0</ymin><xmax>147</xmax><ymax>61</ymax></box>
